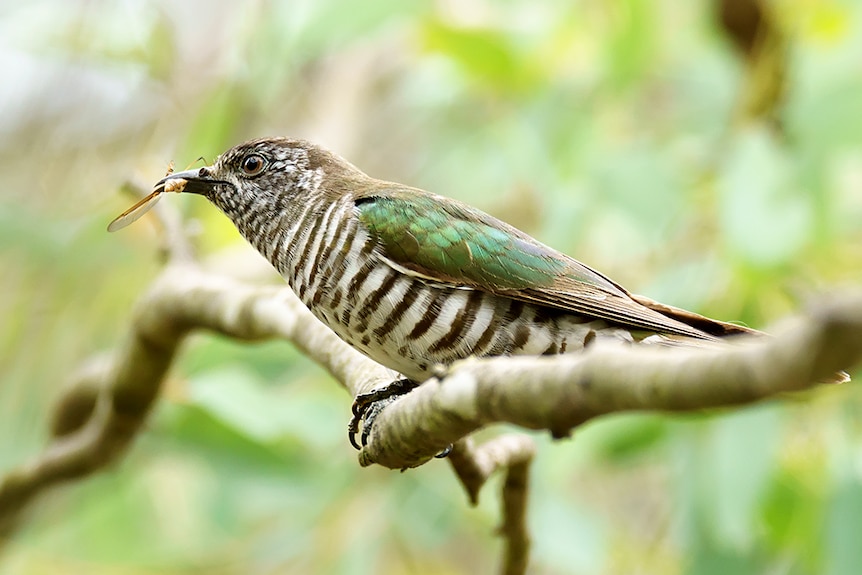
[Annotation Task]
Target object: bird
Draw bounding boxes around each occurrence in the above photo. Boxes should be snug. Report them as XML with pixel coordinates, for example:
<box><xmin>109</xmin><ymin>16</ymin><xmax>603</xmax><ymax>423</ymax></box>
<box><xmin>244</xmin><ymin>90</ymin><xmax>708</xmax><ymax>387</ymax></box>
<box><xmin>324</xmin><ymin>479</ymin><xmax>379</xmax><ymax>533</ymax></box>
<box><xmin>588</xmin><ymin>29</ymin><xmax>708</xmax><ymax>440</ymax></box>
<box><xmin>133</xmin><ymin>137</ymin><xmax>842</xmax><ymax>448</ymax></box>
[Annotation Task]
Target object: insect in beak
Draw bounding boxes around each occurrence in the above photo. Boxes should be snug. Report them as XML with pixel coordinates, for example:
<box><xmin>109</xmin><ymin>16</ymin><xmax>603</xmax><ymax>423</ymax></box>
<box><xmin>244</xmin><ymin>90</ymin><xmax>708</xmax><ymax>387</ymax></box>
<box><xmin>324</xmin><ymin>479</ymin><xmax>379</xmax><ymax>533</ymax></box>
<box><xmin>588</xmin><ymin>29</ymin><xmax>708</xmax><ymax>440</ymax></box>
<box><xmin>107</xmin><ymin>170</ymin><xmax>188</xmax><ymax>233</ymax></box>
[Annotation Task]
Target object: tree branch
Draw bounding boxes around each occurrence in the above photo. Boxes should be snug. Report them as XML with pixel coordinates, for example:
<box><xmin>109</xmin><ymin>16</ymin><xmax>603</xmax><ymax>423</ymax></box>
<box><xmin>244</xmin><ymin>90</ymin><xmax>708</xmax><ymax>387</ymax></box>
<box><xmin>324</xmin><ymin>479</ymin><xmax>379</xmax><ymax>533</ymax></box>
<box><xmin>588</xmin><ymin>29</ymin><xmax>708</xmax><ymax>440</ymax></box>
<box><xmin>0</xmin><ymin>260</ymin><xmax>395</xmax><ymax>540</ymax></box>
<box><xmin>358</xmin><ymin>292</ymin><xmax>862</xmax><ymax>469</ymax></box>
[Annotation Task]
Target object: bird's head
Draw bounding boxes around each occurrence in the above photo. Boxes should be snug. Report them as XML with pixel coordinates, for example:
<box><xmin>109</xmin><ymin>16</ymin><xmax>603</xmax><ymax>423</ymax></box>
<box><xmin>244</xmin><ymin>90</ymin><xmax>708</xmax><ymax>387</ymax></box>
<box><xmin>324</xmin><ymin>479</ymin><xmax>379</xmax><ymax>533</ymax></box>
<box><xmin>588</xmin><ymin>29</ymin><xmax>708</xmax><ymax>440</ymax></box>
<box><xmin>159</xmin><ymin>137</ymin><xmax>360</xmax><ymax>223</ymax></box>
<box><xmin>108</xmin><ymin>137</ymin><xmax>371</xmax><ymax>236</ymax></box>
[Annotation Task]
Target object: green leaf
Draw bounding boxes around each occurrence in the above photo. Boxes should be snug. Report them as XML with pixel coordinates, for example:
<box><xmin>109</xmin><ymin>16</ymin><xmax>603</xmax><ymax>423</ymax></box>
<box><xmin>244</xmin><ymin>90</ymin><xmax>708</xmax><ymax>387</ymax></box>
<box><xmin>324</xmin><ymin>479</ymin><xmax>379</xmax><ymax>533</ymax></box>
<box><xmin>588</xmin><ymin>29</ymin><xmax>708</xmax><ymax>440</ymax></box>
<box><xmin>704</xmin><ymin>408</ymin><xmax>782</xmax><ymax>549</ymax></box>
<box><xmin>825</xmin><ymin>480</ymin><xmax>862</xmax><ymax>575</ymax></box>
<box><xmin>421</xmin><ymin>19</ymin><xmax>537</xmax><ymax>93</ymax></box>
<box><xmin>718</xmin><ymin>127</ymin><xmax>813</xmax><ymax>267</ymax></box>
<box><xmin>182</xmin><ymin>365</ymin><xmax>346</xmax><ymax>451</ymax></box>
<box><xmin>158</xmin><ymin>402</ymin><xmax>296</xmax><ymax>475</ymax></box>
<box><xmin>761</xmin><ymin>469</ymin><xmax>825</xmax><ymax>572</ymax></box>
<box><xmin>576</xmin><ymin>413</ymin><xmax>669</xmax><ymax>462</ymax></box>
<box><xmin>685</xmin><ymin>542</ymin><xmax>764</xmax><ymax>575</ymax></box>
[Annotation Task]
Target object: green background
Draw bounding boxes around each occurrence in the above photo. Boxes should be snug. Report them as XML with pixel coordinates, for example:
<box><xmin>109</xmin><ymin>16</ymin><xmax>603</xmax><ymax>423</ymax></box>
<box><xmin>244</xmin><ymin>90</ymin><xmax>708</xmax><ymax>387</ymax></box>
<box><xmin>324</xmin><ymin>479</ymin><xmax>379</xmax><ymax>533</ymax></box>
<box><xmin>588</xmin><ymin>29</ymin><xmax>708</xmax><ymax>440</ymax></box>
<box><xmin>1</xmin><ymin>1</ymin><xmax>861</xmax><ymax>573</ymax></box>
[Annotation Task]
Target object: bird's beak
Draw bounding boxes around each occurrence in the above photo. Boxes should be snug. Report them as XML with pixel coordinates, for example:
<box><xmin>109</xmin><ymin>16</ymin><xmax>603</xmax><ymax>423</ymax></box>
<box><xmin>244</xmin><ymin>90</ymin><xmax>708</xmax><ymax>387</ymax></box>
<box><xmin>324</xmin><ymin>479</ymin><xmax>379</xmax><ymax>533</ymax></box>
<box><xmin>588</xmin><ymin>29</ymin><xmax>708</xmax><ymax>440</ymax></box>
<box><xmin>156</xmin><ymin>166</ymin><xmax>229</xmax><ymax>196</ymax></box>
<box><xmin>108</xmin><ymin>165</ymin><xmax>234</xmax><ymax>232</ymax></box>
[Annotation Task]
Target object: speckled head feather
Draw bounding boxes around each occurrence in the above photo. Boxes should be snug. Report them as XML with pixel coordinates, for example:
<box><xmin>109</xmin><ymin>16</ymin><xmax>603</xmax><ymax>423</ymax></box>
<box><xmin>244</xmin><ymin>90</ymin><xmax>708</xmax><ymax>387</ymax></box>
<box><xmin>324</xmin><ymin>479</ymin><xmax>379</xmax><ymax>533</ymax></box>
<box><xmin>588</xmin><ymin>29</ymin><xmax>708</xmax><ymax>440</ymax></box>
<box><xmin>185</xmin><ymin>138</ymin><xmax>332</xmax><ymax>220</ymax></box>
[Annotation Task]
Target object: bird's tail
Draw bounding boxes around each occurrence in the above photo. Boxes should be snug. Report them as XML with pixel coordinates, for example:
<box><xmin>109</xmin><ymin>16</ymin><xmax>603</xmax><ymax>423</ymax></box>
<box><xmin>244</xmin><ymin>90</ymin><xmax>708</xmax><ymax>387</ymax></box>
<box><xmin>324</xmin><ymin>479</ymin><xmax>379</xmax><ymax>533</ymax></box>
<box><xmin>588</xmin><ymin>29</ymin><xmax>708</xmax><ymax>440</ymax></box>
<box><xmin>632</xmin><ymin>293</ymin><xmax>850</xmax><ymax>384</ymax></box>
<box><xmin>632</xmin><ymin>294</ymin><xmax>762</xmax><ymax>338</ymax></box>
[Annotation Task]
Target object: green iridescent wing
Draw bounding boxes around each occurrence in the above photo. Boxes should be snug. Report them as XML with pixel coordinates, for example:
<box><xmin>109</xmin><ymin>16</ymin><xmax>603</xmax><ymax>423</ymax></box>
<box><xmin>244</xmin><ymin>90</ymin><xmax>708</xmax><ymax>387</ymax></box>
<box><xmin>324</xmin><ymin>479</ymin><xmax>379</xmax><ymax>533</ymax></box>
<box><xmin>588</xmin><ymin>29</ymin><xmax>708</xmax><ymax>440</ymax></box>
<box><xmin>356</xmin><ymin>188</ymin><xmax>616</xmax><ymax>291</ymax></box>
<box><xmin>355</xmin><ymin>187</ymin><xmax>741</xmax><ymax>340</ymax></box>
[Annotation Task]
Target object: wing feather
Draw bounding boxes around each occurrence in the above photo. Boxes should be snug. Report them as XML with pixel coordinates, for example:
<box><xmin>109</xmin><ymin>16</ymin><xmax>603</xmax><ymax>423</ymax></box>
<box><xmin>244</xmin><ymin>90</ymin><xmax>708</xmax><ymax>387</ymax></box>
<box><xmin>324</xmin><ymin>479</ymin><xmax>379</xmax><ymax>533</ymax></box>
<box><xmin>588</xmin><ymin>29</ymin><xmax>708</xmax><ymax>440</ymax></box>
<box><xmin>356</xmin><ymin>187</ymin><xmax>730</xmax><ymax>340</ymax></box>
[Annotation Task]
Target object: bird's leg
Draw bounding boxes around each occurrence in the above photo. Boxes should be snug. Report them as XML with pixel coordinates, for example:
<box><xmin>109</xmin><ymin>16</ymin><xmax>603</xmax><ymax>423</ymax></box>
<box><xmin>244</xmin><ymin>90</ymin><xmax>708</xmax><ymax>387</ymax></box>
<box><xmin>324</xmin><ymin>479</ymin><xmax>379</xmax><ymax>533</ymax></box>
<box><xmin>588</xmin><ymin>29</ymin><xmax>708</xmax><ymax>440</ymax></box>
<box><xmin>348</xmin><ymin>378</ymin><xmax>420</xmax><ymax>450</ymax></box>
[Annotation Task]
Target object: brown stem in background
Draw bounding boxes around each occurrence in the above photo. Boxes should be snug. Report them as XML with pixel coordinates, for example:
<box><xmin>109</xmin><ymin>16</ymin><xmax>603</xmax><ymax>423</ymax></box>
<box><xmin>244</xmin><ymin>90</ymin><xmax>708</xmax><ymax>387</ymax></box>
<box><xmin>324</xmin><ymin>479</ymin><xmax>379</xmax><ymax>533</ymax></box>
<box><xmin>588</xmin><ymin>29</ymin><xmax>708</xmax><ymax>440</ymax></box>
<box><xmin>717</xmin><ymin>0</ymin><xmax>787</xmax><ymax>128</ymax></box>
<box><xmin>449</xmin><ymin>436</ymin><xmax>535</xmax><ymax>575</ymax></box>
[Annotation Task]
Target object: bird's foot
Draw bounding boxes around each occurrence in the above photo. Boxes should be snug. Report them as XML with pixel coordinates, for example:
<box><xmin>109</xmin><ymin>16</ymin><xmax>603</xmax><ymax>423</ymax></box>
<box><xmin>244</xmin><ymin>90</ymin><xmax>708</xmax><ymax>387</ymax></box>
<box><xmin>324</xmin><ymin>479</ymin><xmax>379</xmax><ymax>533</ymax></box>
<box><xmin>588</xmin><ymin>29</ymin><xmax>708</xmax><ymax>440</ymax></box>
<box><xmin>348</xmin><ymin>378</ymin><xmax>419</xmax><ymax>450</ymax></box>
<box><xmin>347</xmin><ymin>378</ymin><xmax>452</xmax><ymax>458</ymax></box>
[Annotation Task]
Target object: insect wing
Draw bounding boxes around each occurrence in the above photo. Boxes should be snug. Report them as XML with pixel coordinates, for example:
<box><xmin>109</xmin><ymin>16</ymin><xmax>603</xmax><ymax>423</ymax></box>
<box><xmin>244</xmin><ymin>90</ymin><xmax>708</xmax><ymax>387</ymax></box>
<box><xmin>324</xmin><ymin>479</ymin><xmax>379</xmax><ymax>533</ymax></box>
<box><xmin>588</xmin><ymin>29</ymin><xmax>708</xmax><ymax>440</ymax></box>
<box><xmin>107</xmin><ymin>189</ymin><xmax>163</xmax><ymax>232</ymax></box>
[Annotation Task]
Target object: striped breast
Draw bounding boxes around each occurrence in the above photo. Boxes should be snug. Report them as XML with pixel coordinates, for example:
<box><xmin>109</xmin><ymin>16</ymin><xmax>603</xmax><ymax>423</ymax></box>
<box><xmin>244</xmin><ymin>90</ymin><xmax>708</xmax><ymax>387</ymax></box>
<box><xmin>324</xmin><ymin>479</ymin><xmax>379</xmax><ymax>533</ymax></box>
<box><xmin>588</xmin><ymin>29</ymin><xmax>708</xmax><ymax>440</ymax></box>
<box><xmin>252</xmin><ymin>197</ymin><xmax>636</xmax><ymax>381</ymax></box>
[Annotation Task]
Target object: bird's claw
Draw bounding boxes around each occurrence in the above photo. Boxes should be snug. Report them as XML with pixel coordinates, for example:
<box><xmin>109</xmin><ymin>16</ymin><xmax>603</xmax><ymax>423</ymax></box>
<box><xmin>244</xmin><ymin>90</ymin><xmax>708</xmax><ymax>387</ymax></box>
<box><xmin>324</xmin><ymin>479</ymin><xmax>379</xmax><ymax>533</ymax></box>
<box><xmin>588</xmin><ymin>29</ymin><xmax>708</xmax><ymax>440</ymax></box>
<box><xmin>347</xmin><ymin>398</ymin><xmax>390</xmax><ymax>450</ymax></box>
<box><xmin>348</xmin><ymin>378</ymin><xmax>420</xmax><ymax>450</ymax></box>
<box><xmin>434</xmin><ymin>444</ymin><xmax>453</xmax><ymax>458</ymax></box>
<box><xmin>347</xmin><ymin>379</ymin><xmax>454</xmax><ymax>458</ymax></box>
<box><xmin>347</xmin><ymin>379</ymin><xmax>460</xmax><ymax>459</ymax></box>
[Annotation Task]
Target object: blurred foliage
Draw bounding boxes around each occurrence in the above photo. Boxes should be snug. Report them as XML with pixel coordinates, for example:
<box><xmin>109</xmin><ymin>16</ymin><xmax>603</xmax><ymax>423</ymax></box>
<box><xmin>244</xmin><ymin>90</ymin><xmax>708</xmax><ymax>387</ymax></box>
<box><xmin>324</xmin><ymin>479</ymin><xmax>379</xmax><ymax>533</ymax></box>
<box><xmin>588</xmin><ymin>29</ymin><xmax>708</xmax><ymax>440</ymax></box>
<box><xmin>1</xmin><ymin>0</ymin><xmax>862</xmax><ymax>573</ymax></box>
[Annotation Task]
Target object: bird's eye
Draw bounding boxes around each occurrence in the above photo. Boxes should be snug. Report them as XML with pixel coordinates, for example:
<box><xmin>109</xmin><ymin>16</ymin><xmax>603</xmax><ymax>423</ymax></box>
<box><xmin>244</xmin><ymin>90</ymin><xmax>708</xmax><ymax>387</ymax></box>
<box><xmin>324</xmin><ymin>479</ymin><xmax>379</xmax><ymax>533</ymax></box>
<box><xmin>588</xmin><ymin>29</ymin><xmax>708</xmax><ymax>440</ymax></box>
<box><xmin>240</xmin><ymin>154</ymin><xmax>266</xmax><ymax>176</ymax></box>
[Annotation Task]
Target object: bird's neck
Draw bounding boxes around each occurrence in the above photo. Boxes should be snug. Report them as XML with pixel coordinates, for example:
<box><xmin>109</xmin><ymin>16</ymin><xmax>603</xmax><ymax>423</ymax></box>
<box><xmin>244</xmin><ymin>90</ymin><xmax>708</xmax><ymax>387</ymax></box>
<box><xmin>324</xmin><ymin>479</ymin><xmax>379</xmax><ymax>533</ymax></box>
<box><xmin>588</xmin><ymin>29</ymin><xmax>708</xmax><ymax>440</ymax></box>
<box><xmin>241</xmin><ymin>196</ymin><xmax>359</xmax><ymax>294</ymax></box>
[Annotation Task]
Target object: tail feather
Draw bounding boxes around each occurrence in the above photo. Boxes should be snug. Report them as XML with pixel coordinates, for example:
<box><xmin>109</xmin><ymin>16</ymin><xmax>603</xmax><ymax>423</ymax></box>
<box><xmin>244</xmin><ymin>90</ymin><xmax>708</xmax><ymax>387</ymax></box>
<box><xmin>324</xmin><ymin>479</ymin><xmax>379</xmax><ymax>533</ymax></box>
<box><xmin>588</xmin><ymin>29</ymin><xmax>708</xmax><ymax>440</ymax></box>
<box><xmin>632</xmin><ymin>294</ymin><xmax>761</xmax><ymax>338</ymax></box>
<box><xmin>632</xmin><ymin>294</ymin><xmax>850</xmax><ymax>384</ymax></box>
